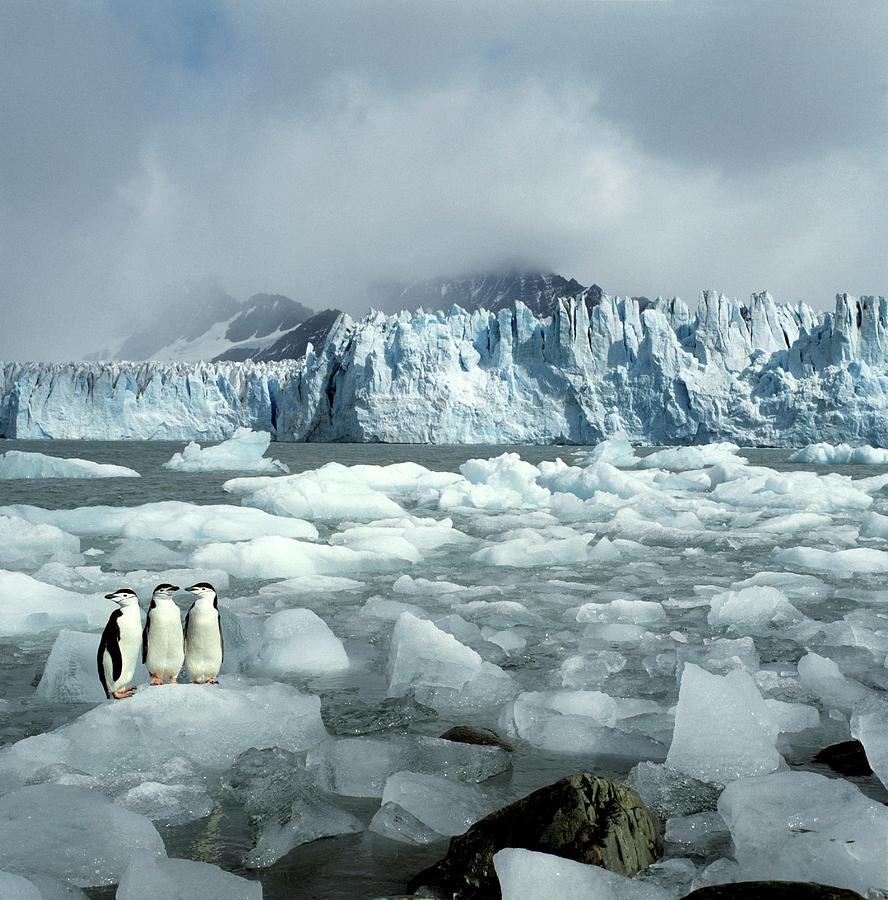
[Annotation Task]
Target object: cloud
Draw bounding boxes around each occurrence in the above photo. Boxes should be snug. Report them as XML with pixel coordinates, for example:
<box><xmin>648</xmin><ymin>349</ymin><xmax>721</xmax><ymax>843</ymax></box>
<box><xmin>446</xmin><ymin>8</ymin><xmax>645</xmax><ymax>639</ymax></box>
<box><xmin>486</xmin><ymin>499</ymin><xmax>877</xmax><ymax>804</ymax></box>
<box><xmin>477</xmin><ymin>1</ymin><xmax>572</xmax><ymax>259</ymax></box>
<box><xmin>1</xmin><ymin>1</ymin><xmax>887</xmax><ymax>359</ymax></box>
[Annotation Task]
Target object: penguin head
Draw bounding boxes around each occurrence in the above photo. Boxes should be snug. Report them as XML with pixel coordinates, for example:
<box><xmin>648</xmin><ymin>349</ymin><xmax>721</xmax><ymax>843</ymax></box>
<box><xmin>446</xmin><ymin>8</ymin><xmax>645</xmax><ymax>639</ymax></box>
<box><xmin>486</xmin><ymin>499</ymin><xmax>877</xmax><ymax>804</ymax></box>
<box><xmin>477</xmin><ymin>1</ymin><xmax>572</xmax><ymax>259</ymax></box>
<box><xmin>185</xmin><ymin>582</ymin><xmax>216</xmax><ymax>601</ymax></box>
<box><xmin>152</xmin><ymin>583</ymin><xmax>180</xmax><ymax>598</ymax></box>
<box><xmin>104</xmin><ymin>588</ymin><xmax>139</xmax><ymax>607</ymax></box>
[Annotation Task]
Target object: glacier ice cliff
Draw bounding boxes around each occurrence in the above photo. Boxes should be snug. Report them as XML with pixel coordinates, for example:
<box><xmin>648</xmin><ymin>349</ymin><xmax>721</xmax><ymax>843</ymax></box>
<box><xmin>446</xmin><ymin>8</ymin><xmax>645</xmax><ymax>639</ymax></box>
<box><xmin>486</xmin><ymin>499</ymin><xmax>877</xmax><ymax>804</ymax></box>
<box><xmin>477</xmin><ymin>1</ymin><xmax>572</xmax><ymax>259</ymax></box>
<box><xmin>4</xmin><ymin>291</ymin><xmax>888</xmax><ymax>445</ymax></box>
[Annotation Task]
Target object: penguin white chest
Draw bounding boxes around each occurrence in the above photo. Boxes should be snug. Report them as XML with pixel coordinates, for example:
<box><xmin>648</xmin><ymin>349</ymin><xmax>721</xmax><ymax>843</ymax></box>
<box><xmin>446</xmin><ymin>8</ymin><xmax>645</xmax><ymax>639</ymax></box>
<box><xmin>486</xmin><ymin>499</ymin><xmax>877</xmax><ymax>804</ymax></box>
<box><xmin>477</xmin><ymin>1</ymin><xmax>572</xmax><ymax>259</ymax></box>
<box><xmin>185</xmin><ymin>602</ymin><xmax>223</xmax><ymax>683</ymax></box>
<box><xmin>144</xmin><ymin>597</ymin><xmax>184</xmax><ymax>677</ymax></box>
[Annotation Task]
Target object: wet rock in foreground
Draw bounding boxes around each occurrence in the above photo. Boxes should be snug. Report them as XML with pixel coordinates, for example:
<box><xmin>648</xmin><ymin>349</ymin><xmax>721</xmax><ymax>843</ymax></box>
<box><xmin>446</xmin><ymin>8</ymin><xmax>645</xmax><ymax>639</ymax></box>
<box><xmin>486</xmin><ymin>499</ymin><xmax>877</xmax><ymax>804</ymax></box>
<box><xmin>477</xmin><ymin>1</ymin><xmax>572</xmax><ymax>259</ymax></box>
<box><xmin>407</xmin><ymin>773</ymin><xmax>662</xmax><ymax>898</ymax></box>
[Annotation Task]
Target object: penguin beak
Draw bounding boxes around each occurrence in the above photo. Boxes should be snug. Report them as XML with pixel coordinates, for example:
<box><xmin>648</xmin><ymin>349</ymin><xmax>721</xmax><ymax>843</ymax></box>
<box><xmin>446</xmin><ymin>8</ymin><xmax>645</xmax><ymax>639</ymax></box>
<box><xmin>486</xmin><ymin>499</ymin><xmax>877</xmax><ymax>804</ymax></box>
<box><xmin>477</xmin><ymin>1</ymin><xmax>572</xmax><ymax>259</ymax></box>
<box><xmin>170</xmin><ymin>585</ymin><xmax>180</xmax><ymax>591</ymax></box>
<box><xmin>184</xmin><ymin>586</ymin><xmax>199</xmax><ymax>594</ymax></box>
<box><xmin>104</xmin><ymin>593</ymin><xmax>122</xmax><ymax>603</ymax></box>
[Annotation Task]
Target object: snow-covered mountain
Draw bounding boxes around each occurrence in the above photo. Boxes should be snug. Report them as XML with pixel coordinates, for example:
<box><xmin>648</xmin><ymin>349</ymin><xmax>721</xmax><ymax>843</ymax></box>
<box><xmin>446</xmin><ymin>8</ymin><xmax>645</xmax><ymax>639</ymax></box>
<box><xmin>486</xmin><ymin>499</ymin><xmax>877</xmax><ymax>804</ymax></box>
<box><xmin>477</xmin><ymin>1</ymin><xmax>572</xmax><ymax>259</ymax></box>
<box><xmin>369</xmin><ymin>271</ymin><xmax>602</xmax><ymax>317</ymax></box>
<box><xmin>5</xmin><ymin>289</ymin><xmax>888</xmax><ymax>445</ymax></box>
<box><xmin>92</xmin><ymin>282</ymin><xmax>315</xmax><ymax>363</ymax></box>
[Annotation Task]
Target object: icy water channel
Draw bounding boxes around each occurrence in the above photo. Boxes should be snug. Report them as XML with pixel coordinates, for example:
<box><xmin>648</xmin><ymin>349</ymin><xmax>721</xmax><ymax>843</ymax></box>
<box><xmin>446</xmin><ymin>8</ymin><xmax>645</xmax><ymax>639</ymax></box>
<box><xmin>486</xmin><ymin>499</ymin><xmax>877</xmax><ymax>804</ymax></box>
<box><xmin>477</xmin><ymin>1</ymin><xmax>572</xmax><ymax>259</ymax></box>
<box><xmin>2</xmin><ymin>440</ymin><xmax>888</xmax><ymax>898</ymax></box>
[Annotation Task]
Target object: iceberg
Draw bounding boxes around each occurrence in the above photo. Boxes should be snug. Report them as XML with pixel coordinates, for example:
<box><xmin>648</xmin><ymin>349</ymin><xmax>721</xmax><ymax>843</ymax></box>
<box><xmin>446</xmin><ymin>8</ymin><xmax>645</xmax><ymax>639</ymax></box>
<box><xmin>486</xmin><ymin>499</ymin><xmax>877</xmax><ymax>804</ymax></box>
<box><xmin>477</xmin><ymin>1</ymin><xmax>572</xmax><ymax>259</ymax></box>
<box><xmin>163</xmin><ymin>427</ymin><xmax>288</xmax><ymax>473</ymax></box>
<box><xmin>0</xmin><ymin>450</ymin><xmax>139</xmax><ymax>479</ymax></box>
<box><xmin>789</xmin><ymin>442</ymin><xmax>888</xmax><ymax>464</ymax></box>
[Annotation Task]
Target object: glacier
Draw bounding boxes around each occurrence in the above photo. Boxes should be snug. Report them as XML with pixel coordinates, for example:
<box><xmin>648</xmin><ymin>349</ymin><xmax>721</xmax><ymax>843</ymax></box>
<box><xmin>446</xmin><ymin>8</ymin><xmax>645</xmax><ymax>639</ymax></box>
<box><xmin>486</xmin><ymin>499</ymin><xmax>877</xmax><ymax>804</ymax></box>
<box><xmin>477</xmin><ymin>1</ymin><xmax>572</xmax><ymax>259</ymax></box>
<box><xmin>3</xmin><ymin>291</ymin><xmax>888</xmax><ymax>444</ymax></box>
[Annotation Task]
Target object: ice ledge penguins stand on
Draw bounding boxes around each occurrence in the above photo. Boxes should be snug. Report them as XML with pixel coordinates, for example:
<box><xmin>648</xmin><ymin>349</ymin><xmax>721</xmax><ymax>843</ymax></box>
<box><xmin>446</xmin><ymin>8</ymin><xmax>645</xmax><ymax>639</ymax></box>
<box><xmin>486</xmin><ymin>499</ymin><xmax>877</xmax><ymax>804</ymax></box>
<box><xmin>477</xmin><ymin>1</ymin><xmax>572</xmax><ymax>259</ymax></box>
<box><xmin>142</xmin><ymin>583</ymin><xmax>185</xmax><ymax>685</ymax></box>
<box><xmin>97</xmin><ymin>588</ymin><xmax>142</xmax><ymax>700</ymax></box>
<box><xmin>184</xmin><ymin>582</ymin><xmax>224</xmax><ymax>684</ymax></box>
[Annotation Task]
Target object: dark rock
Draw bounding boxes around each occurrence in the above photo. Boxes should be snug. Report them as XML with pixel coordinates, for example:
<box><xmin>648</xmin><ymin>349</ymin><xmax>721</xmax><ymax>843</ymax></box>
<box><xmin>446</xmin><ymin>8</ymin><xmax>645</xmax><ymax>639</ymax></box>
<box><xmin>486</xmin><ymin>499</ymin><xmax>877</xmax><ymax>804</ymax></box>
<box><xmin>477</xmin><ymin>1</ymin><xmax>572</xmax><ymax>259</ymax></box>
<box><xmin>682</xmin><ymin>881</ymin><xmax>865</xmax><ymax>899</ymax></box>
<box><xmin>439</xmin><ymin>726</ymin><xmax>514</xmax><ymax>753</ymax></box>
<box><xmin>407</xmin><ymin>773</ymin><xmax>662</xmax><ymax>899</ymax></box>
<box><xmin>812</xmin><ymin>740</ymin><xmax>872</xmax><ymax>777</ymax></box>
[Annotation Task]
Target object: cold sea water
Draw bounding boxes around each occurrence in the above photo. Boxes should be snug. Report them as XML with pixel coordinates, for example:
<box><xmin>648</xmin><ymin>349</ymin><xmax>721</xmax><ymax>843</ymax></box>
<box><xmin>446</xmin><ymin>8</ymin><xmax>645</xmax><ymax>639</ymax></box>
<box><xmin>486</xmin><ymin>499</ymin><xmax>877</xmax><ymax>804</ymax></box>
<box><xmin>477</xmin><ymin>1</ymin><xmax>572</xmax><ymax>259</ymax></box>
<box><xmin>2</xmin><ymin>440</ymin><xmax>888</xmax><ymax>898</ymax></box>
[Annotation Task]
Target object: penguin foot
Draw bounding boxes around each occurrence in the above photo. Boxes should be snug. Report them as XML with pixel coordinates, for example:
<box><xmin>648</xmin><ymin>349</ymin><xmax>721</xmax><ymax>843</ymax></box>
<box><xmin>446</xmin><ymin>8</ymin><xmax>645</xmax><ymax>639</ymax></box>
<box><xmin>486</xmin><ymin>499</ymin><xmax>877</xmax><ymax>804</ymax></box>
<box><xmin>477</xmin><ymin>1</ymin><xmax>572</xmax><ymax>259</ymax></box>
<box><xmin>166</xmin><ymin>676</ymin><xmax>177</xmax><ymax>684</ymax></box>
<box><xmin>149</xmin><ymin>675</ymin><xmax>163</xmax><ymax>685</ymax></box>
<box><xmin>111</xmin><ymin>686</ymin><xmax>136</xmax><ymax>700</ymax></box>
<box><xmin>207</xmin><ymin>676</ymin><xmax>219</xmax><ymax>684</ymax></box>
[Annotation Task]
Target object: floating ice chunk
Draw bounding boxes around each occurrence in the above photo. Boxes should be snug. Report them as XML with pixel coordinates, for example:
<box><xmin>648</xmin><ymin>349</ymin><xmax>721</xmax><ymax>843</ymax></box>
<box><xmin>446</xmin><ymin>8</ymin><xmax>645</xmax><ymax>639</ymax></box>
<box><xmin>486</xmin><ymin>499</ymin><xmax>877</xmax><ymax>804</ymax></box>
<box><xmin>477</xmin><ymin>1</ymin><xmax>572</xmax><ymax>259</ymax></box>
<box><xmin>117</xmin><ymin>852</ymin><xmax>262</xmax><ymax>900</ymax></box>
<box><xmin>374</xmin><ymin>771</ymin><xmax>501</xmax><ymax>838</ymax></box>
<box><xmin>538</xmin><ymin>461</ymin><xmax>654</xmax><ymax>501</ymax></box>
<box><xmin>253</xmin><ymin>609</ymin><xmax>349</xmax><ymax>677</ymax></box>
<box><xmin>573</xmin><ymin>437</ymin><xmax>638</xmax><ymax>469</ymax></box>
<box><xmin>729</xmin><ymin>570</ymin><xmax>830</xmax><ymax>603</ymax></box>
<box><xmin>107</xmin><ymin>539</ymin><xmax>186</xmax><ymax>570</ymax></box>
<box><xmin>637</xmin><ymin>443</ymin><xmax>742</xmax><ymax>471</ymax></box>
<box><xmin>387</xmin><ymin>612</ymin><xmax>482</xmax><ymax>697</ymax></box>
<box><xmin>516</xmin><ymin>690</ymin><xmax>618</xmax><ymax>726</ymax></box>
<box><xmin>440</xmin><ymin>453</ymin><xmax>550</xmax><ymax>510</ymax></box>
<box><xmin>191</xmin><ymin>535</ymin><xmax>405</xmax><ymax>580</ymax></box>
<box><xmin>454</xmin><ymin>599</ymin><xmax>542</xmax><ymax>627</ymax></box>
<box><xmin>163</xmin><ymin>428</ymin><xmax>287</xmax><ymax>474</ymax></box>
<box><xmin>117</xmin><ymin>781</ymin><xmax>214</xmax><ymax>825</ymax></box>
<box><xmin>224</xmin><ymin>747</ymin><xmax>362</xmax><ymax>868</ymax></box>
<box><xmin>307</xmin><ymin>734</ymin><xmax>511</xmax><ymax>798</ymax></box>
<box><xmin>329</xmin><ymin>527</ymin><xmax>421</xmax><ymax>563</ymax></box>
<box><xmin>789</xmin><ymin>442</ymin><xmax>888</xmax><ymax>465</ymax></box>
<box><xmin>710</xmin><ymin>467</ymin><xmax>872</xmax><ymax>513</ymax></box>
<box><xmin>698</xmin><ymin>636</ymin><xmax>760</xmax><ymax>675</ymax></box>
<box><xmin>666</xmin><ymin>663</ymin><xmax>781</xmax><ymax>782</ymax></box>
<box><xmin>0</xmin><ymin>681</ymin><xmax>327</xmax><ymax>790</ymax></box>
<box><xmin>797</xmin><ymin>651</ymin><xmax>874</xmax><ymax>711</ymax></box>
<box><xmin>0</xmin><ymin>571</ymin><xmax>108</xmax><ymax>636</ymax></box>
<box><xmin>37</xmin><ymin>630</ymin><xmax>143</xmax><ymax>704</ymax></box>
<box><xmin>494</xmin><ymin>848</ymin><xmax>671</xmax><ymax>900</ymax></box>
<box><xmin>559</xmin><ymin>651</ymin><xmax>627</xmax><ymax>688</ymax></box>
<box><xmin>706</xmin><ymin>585</ymin><xmax>803</xmax><ymax>635</ymax></box>
<box><xmin>225</xmin><ymin>467</ymin><xmax>407</xmax><ymax>521</ymax></box>
<box><xmin>367</xmin><ymin>801</ymin><xmax>444</xmax><ymax>845</ymax></box>
<box><xmin>861</xmin><ymin>511</ymin><xmax>888</xmax><ymax>540</ymax></box>
<box><xmin>0</xmin><ymin>501</ymin><xmax>317</xmax><ymax>542</ymax></box>
<box><xmin>775</xmin><ymin>545</ymin><xmax>888</xmax><ymax>576</ymax></box>
<box><xmin>719</xmin><ymin>770</ymin><xmax>888</xmax><ymax>893</ymax></box>
<box><xmin>626</xmin><ymin>761</ymin><xmax>720</xmax><ymax>819</ymax></box>
<box><xmin>484</xmin><ymin>628</ymin><xmax>526</xmax><ymax>652</ymax></box>
<box><xmin>851</xmin><ymin>700</ymin><xmax>888</xmax><ymax>789</ymax></box>
<box><xmin>385</xmin><ymin>612</ymin><xmax>517</xmax><ymax>711</ymax></box>
<box><xmin>359</xmin><ymin>596</ymin><xmax>424</xmax><ymax>621</ymax></box>
<box><xmin>0</xmin><ymin>871</ymin><xmax>42</xmax><ymax>900</ymax></box>
<box><xmin>756</xmin><ymin>512</ymin><xmax>832</xmax><ymax>533</ymax></box>
<box><xmin>0</xmin><ymin>516</ymin><xmax>80</xmax><ymax>570</ymax></box>
<box><xmin>499</xmin><ymin>696</ymin><xmax>666</xmax><ymax>758</ymax></box>
<box><xmin>0</xmin><ymin>785</ymin><xmax>164</xmax><ymax>887</ymax></box>
<box><xmin>0</xmin><ymin>450</ymin><xmax>139</xmax><ymax>479</ymax></box>
<box><xmin>764</xmin><ymin>698</ymin><xmax>819</xmax><ymax>733</ymax></box>
<box><xmin>392</xmin><ymin>574</ymin><xmax>466</xmax><ymax>595</ymax></box>
<box><xmin>577</xmin><ymin>599</ymin><xmax>666</xmax><ymax>625</ymax></box>
<box><xmin>258</xmin><ymin>575</ymin><xmax>363</xmax><ymax>596</ymax></box>
<box><xmin>471</xmin><ymin>533</ymin><xmax>592</xmax><ymax>567</ymax></box>
<box><xmin>665</xmin><ymin>810</ymin><xmax>730</xmax><ymax>857</ymax></box>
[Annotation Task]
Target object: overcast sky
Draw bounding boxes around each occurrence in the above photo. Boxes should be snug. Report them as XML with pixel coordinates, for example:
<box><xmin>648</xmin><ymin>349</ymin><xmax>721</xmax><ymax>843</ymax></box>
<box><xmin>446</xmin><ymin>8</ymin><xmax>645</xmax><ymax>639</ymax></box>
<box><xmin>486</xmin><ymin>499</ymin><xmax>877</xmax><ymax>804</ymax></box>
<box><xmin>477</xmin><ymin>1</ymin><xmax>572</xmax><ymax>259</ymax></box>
<box><xmin>2</xmin><ymin>1</ymin><xmax>887</xmax><ymax>360</ymax></box>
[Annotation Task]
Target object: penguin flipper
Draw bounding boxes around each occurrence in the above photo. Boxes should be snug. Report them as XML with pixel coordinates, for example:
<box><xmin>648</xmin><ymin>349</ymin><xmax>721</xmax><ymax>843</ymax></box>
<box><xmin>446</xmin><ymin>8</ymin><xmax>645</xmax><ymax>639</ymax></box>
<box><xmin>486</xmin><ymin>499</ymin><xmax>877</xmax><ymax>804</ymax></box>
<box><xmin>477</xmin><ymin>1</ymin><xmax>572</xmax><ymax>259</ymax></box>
<box><xmin>142</xmin><ymin>600</ymin><xmax>154</xmax><ymax>664</ymax></box>
<box><xmin>183</xmin><ymin>602</ymin><xmax>195</xmax><ymax>656</ymax></box>
<box><xmin>214</xmin><ymin>597</ymin><xmax>224</xmax><ymax>663</ymax></box>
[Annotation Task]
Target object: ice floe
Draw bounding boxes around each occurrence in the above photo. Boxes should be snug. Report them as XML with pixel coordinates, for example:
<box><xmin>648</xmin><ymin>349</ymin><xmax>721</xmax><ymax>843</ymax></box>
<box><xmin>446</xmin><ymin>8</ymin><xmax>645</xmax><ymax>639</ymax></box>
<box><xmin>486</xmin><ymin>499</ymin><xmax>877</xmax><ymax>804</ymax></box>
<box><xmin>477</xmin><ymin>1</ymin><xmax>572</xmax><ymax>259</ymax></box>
<box><xmin>163</xmin><ymin>427</ymin><xmax>288</xmax><ymax>474</ymax></box>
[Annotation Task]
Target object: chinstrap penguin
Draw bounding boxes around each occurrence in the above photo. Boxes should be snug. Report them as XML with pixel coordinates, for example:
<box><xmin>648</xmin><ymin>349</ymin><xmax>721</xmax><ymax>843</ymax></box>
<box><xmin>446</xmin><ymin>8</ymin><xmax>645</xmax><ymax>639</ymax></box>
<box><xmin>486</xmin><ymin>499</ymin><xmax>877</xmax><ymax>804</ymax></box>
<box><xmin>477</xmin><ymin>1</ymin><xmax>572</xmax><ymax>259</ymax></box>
<box><xmin>97</xmin><ymin>588</ymin><xmax>142</xmax><ymax>700</ymax></box>
<box><xmin>184</xmin><ymin>582</ymin><xmax>224</xmax><ymax>684</ymax></box>
<box><xmin>142</xmin><ymin>583</ymin><xmax>184</xmax><ymax>685</ymax></box>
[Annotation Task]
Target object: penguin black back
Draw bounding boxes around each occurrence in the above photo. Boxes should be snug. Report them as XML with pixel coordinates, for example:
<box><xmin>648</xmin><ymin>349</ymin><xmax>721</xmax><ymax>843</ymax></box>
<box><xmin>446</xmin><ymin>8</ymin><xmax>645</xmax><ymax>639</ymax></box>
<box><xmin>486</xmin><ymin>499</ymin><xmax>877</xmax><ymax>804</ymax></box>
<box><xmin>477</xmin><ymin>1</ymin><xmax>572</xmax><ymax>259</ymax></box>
<box><xmin>97</xmin><ymin>610</ymin><xmax>123</xmax><ymax>699</ymax></box>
